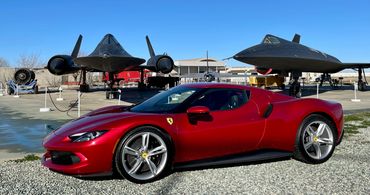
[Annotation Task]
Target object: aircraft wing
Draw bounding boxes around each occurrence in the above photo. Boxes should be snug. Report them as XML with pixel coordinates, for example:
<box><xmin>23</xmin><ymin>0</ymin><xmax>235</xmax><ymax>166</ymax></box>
<box><xmin>342</xmin><ymin>63</ymin><xmax>370</xmax><ymax>69</ymax></box>
<box><xmin>74</xmin><ymin>56</ymin><xmax>146</xmax><ymax>73</ymax></box>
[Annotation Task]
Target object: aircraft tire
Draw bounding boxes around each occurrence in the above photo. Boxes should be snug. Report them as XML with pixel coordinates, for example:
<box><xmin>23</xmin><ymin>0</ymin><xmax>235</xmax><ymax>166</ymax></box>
<box><xmin>358</xmin><ymin>81</ymin><xmax>366</xmax><ymax>91</ymax></box>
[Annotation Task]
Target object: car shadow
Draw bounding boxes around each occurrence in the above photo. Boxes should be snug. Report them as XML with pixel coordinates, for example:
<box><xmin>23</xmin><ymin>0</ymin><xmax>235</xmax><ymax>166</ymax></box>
<box><xmin>173</xmin><ymin>156</ymin><xmax>292</xmax><ymax>173</ymax></box>
<box><xmin>74</xmin><ymin>156</ymin><xmax>292</xmax><ymax>182</ymax></box>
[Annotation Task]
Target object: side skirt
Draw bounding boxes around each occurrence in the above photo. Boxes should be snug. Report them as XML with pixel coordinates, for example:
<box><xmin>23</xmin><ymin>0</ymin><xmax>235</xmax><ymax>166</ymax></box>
<box><xmin>173</xmin><ymin>149</ymin><xmax>292</xmax><ymax>171</ymax></box>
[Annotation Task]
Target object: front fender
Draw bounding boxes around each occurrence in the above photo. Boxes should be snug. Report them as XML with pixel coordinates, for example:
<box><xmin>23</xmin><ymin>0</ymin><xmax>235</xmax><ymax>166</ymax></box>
<box><xmin>109</xmin><ymin>114</ymin><xmax>178</xmax><ymax>155</ymax></box>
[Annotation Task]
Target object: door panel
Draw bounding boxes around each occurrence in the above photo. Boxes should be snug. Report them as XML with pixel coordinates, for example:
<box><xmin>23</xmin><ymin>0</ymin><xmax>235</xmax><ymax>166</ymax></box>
<box><xmin>174</xmin><ymin>101</ymin><xmax>265</xmax><ymax>163</ymax></box>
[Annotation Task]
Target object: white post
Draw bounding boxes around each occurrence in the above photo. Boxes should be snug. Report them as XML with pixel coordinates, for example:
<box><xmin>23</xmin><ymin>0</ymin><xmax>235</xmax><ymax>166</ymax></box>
<box><xmin>78</xmin><ymin>91</ymin><xmax>81</xmax><ymax>117</ymax></box>
<box><xmin>40</xmin><ymin>87</ymin><xmax>51</xmax><ymax>112</ymax></box>
<box><xmin>56</xmin><ymin>86</ymin><xmax>64</xmax><ymax>101</ymax></box>
<box><xmin>351</xmin><ymin>82</ymin><xmax>361</xmax><ymax>102</ymax></box>
<box><xmin>316</xmin><ymin>83</ymin><xmax>319</xmax><ymax>99</ymax></box>
<box><xmin>44</xmin><ymin>88</ymin><xmax>47</xmax><ymax>108</ymax></box>
<box><xmin>117</xmin><ymin>89</ymin><xmax>121</xmax><ymax>105</ymax></box>
<box><xmin>0</xmin><ymin>82</ymin><xmax>3</xmax><ymax>96</ymax></box>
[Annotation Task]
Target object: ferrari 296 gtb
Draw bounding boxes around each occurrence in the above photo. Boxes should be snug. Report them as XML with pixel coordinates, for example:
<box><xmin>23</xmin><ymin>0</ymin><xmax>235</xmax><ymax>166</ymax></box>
<box><xmin>42</xmin><ymin>83</ymin><xmax>344</xmax><ymax>183</ymax></box>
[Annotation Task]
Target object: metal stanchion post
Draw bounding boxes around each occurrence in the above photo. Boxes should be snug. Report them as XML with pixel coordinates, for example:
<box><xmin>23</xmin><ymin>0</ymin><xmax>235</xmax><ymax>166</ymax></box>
<box><xmin>78</xmin><ymin>91</ymin><xmax>81</xmax><ymax>117</ymax></box>
<box><xmin>351</xmin><ymin>82</ymin><xmax>361</xmax><ymax>102</ymax></box>
<box><xmin>56</xmin><ymin>86</ymin><xmax>64</xmax><ymax>101</ymax></box>
<box><xmin>118</xmin><ymin>89</ymin><xmax>121</xmax><ymax>105</ymax></box>
<box><xmin>40</xmin><ymin>87</ymin><xmax>51</xmax><ymax>112</ymax></box>
<box><xmin>0</xmin><ymin>82</ymin><xmax>3</xmax><ymax>96</ymax></box>
<box><xmin>316</xmin><ymin>83</ymin><xmax>319</xmax><ymax>99</ymax></box>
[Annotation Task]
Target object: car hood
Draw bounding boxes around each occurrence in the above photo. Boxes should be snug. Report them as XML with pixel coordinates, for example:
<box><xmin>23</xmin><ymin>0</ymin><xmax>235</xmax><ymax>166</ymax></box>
<box><xmin>52</xmin><ymin>105</ymin><xmax>136</xmax><ymax>136</ymax></box>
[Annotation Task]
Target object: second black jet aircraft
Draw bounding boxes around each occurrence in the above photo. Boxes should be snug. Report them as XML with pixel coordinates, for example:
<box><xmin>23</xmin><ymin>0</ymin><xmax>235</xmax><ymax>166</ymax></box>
<box><xmin>233</xmin><ymin>34</ymin><xmax>370</xmax><ymax>97</ymax></box>
<box><xmin>47</xmin><ymin>34</ymin><xmax>174</xmax><ymax>92</ymax></box>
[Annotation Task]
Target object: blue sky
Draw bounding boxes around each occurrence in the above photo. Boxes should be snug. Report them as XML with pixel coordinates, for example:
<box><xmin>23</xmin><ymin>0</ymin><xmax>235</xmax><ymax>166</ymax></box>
<box><xmin>1</xmin><ymin>0</ymin><xmax>370</xmax><ymax>68</ymax></box>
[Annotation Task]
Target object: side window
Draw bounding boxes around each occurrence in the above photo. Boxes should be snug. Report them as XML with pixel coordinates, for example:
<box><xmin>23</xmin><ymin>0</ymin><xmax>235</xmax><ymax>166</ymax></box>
<box><xmin>190</xmin><ymin>89</ymin><xmax>249</xmax><ymax>111</ymax></box>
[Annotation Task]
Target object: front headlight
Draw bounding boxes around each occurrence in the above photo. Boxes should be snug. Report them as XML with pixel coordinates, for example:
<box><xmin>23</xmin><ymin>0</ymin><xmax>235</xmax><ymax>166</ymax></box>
<box><xmin>69</xmin><ymin>130</ymin><xmax>108</xmax><ymax>142</ymax></box>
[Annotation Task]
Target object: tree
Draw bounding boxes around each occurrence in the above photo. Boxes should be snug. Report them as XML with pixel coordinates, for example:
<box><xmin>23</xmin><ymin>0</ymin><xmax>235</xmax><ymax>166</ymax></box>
<box><xmin>0</xmin><ymin>57</ymin><xmax>9</xmax><ymax>67</ymax></box>
<box><xmin>0</xmin><ymin>57</ymin><xmax>13</xmax><ymax>85</ymax></box>
<box><xmin>17</xmin><ymin>53</ymin><xmax>44</xmax><ymax>68</ymax></box>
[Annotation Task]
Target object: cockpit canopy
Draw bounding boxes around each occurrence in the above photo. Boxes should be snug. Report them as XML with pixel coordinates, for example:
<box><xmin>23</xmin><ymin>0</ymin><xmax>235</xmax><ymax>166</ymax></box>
<box><xmin>262</xmin><ymin>35</ymin><xmax>281</xmax><ymax>45</ymax></box>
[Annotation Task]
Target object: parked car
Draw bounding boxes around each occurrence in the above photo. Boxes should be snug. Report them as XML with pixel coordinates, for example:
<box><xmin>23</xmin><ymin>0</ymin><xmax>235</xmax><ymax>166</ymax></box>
<box><xmin>42</xmin><ymin>83</ymin><xmax>344</xmax><ymax>183</ymax></box>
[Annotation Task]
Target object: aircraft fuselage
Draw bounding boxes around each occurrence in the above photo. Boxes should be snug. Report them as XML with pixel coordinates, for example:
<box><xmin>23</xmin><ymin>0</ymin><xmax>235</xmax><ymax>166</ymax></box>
<box><xmin>234</xmin><ymin>35</ymin><xmax>346</xmax><ymax>73</ymax></box>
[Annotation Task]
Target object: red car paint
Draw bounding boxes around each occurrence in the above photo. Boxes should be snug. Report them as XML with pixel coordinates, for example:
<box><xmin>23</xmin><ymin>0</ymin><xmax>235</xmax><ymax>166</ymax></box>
<box><xmin>42</xmin><ymin>83</ymin><xmax>343</xmax><ymax>175</ymax></box>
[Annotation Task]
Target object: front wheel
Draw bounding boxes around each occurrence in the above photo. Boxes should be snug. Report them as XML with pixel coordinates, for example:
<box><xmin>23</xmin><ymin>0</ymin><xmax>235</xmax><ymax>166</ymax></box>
<box><xmin>294</xmin><ymin>114</ymin><xmax>337</xmax><ymax>164</ymax></box>
<box><xmin>115</xmin><ymin>126</ymin><xmax>172</xmax><ymax>183</ymax></box>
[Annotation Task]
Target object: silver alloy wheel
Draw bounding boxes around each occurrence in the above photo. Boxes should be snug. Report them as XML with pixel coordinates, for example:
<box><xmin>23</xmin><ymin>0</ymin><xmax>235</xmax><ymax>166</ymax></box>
<box><xmin>121</xmin><ymin>132</ymin><xmax>168</xmax><ymax>181</ymax></box>
<box><xmin>302</xmin><ymin>121</ymin><xmax>334</xmax><ymax>160</ymax></box>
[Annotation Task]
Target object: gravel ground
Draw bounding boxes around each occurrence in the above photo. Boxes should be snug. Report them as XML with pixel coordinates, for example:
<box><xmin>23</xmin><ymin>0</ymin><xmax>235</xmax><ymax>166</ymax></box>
<box><xmin>1</xmin><ymin>128</ymin><xmax>369</xmax><ymax>194</ymax></box>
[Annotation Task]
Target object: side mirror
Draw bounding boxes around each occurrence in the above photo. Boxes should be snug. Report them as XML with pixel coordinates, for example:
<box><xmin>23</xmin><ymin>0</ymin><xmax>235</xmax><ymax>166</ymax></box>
<box><xmin>187</xmin><ymin>106</ymin><xmax>210</xmax><ymax>115</ymax></box>
<box><xmin>187</xmin><ymin>106</ymin><xmax>212</xmax><ymax>125</ymax></box>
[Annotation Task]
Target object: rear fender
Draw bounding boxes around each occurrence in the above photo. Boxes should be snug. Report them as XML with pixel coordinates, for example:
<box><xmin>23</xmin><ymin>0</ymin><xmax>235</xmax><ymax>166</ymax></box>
<box><xmin>260</xmin><ymin>98</ymin><xmax>343</xmax><ymax>151</ymax></box>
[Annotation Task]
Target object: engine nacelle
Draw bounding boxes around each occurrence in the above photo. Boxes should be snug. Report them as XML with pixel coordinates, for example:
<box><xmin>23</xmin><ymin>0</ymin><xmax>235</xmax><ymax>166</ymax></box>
<box><xmin>146</xmin><ymin>55</ymin><xmax>174</xmax><ymax>74</ymax></box>
<box><xmin>14</xmin><ymin>68</ymin><xmax>35</xmax><ymax>85</ymax></box>
<box><xmin>47</xmin><ymin>55</ymin><xmax>80</xmax><ymax>75</ymax></box>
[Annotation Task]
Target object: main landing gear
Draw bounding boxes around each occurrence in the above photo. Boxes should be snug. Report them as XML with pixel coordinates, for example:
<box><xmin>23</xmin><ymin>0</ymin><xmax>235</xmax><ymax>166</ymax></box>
<box><xmin>289</xmin><ymin>71</ymin><xmax>302</xmax><ymax>98</ymax></box>
<box><xmin>79</xmin><ymin>69</ymin><xmax>89</xmax><ymax>92</ymax></box>
<box><xmin>318</xmin><ymin>73</ymin><xmax>333</xmax><ymax>88</ymax></box>
<box><xmin>357</xmin><ymin>68</ymin><xmax>367</xmax><ymax>91</ymax></box>
<box><xmin>289</xmin><ymin>78</ymin><xmax>301</xmax><ymax>98</ymax></box>
<box><xmin>105</xmin><ymin>72</ymin><xmax>122</xmax><ymax>99</ymax></box>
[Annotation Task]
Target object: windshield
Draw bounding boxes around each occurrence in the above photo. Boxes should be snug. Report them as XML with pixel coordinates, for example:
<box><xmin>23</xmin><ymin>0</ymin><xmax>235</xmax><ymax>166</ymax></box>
<box><xmin>130</xmin><ymin>86</ymin><xmax>200</xmax><ymax>113</ymax></box>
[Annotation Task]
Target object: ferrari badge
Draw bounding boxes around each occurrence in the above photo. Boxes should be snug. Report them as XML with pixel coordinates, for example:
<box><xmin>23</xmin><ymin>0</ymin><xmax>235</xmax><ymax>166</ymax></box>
<box><xmin>166</xmin><ymin>117</ymin><xmax>174</xmax><ymax>125</ymax></box>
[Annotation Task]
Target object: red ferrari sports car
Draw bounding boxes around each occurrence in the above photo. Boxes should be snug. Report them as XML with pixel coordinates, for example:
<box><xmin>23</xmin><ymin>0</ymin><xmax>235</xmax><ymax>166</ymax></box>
<box><xmin>42</xmin><ymin>83</ymin><xmax>344</xmax><ymax>183</ymax></box>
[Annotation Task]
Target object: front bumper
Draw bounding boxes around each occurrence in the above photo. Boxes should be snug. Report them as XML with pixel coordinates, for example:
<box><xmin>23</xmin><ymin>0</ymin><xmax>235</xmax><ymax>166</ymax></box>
<box><xmin>42</xmin><ymin>151</ymin><xmax>89</xmax><ymax>175</ymax></box>
<box><xmin>42</xmin><ymin>139</ymin><xmax>116</xmax><ymax>175</ymax></box>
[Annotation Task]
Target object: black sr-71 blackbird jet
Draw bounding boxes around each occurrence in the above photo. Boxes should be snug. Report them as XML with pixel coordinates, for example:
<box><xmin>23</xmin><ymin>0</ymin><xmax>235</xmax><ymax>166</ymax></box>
<box><xmin>47</xmin><ymin>34</ymin><xmax>174</xmax><ymax>92</ymax></box>
<box><xmin>233</xmin><ymin>34</ymin><xmax>370</xmax><ymax>97</ymax></box>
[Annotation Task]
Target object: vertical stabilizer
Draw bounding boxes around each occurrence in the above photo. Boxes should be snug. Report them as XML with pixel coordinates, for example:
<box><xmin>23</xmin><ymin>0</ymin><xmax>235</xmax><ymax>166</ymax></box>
<box><xmin>292</xmin><ymin>34</ymin><xmax>301</xmax><ymax>43</ymax></box>
<box><xmin>71</xmin><ymin>35</ymin><xmax>83</xmax><ymax>58</ymax></box>
<box><xmin>146</xmin><ymin>36</ymin><xmax>156</xmax><ymax>57</ymax></box>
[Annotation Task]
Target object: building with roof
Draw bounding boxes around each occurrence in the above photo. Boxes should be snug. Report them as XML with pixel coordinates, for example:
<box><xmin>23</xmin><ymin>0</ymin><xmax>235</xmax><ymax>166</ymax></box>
<box><xmin>174</xmin><ymin>58</ymin><xmax>226</xmax><ymax>76</ymax></box>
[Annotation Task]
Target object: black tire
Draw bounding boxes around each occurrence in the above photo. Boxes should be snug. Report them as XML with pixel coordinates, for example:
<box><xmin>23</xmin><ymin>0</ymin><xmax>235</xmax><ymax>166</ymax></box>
<box><xmin>336</xmin><ymin>128</ymin><xmax>344</xmax><ymax>146</ymax></box>
<box><xmin>280</xmin><ymin>84</ymin><xmax>285</xmax><ymax>90</ymax></box>
<box><xmin>7</xmin><ymin>87</ymin><xmax>14</xmax><ymax>95</ymax></box>
<box><xmin>289</xmin><ymin>82</ymin><xmax>301</xmax><ymax>97</ymax></box>
<box><xmin>293</xmin><ymin>114</ymin><xmax>337</xmax><ymax>164</ymax></box>
<box><xmin>358</xmin><ymin>81</ymin><xmax>366</xmax><ymax>91</ymax></box>
<box><xmin>114</xmin><ymin>126</ymin><xmax>172</xmax><ymax>183</ymax></box>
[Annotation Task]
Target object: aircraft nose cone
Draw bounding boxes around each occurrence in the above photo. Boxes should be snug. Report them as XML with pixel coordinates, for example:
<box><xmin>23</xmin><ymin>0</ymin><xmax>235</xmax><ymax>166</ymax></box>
<box><xmin>233</xmin><ymin>49</ymin><xmax>253</xmax><ymax>62</ymax></box>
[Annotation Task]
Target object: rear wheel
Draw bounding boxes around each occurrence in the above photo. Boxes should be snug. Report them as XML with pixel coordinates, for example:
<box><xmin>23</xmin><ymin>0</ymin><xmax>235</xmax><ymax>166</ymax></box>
<box><xmin>115</xmin><ymin>126</ymin><xmax>172</xmax><ymax>183</ymax></box>
<box><xmin>294</xmin><ymin>114</ymin><xmax>337</xmax><ymax>164</ymax></box>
